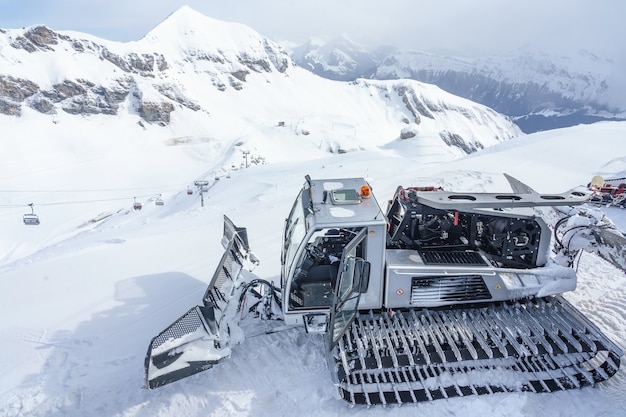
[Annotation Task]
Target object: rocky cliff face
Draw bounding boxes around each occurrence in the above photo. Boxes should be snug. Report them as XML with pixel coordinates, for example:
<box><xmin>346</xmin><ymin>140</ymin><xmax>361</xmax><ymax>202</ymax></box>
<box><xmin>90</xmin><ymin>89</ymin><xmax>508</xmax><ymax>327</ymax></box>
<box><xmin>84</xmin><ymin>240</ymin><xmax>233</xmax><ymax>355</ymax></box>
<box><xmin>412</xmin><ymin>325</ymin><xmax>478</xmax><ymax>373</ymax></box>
<box><xmin>354</xmin><ymin>78</ymin><xmax>519</xmax><ymax>155</ymax></box>
<box><xmin>0</xmin><ymin>8</ymin><xmax>292</xmax><ymax>125</ymax></box>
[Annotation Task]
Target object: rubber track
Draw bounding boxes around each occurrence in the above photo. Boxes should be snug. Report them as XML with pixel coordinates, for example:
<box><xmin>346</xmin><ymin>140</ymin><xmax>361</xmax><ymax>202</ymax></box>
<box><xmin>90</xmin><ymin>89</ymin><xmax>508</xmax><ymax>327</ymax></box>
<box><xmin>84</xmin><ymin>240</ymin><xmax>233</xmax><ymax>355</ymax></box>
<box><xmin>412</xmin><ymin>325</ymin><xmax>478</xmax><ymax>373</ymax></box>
<box><xmin>330</xmin><ymin>295</ymin><xmax>623</xmax><ymax>406</ymax></box>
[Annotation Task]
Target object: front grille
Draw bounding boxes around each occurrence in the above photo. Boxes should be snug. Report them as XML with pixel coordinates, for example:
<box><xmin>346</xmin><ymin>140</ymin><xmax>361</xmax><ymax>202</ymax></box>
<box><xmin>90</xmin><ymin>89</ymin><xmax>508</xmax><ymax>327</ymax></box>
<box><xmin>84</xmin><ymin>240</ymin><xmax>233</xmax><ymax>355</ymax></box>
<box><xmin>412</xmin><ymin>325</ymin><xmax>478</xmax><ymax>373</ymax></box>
<box><xmin>420</xmin><ymin>250</ymin><xmax>487</xmax><ymax>265</ymax></box>
<box><xmin>411</xmin><ymin>275</ymin><xmax>491</xmax><ymax>304</ymax></box>
<box><xmin>150</xmin><ymin>306</ymin><xmax>209</xmax><ymax>351</ymax></box>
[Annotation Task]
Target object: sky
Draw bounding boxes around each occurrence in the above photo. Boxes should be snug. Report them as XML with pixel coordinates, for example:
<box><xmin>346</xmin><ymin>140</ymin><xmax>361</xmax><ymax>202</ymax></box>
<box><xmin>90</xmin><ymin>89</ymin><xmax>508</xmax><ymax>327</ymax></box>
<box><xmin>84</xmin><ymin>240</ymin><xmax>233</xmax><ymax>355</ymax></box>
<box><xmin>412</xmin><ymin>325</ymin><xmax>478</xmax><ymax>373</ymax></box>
<box><xmin>0</xmin><ymin>0</ymin><xmax>624</xmax><ymax>59</ymax></box>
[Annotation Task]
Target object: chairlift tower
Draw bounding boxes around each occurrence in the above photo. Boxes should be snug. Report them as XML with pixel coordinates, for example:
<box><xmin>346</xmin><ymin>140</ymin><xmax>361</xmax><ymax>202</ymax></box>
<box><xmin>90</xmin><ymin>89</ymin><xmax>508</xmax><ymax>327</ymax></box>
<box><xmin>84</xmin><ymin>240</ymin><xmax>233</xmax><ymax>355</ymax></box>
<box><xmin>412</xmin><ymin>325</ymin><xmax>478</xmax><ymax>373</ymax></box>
<box><xmin>194</xmin><ymin>181</ymin><xmax>209</xmax><ymax>207</ymax></box>
<box><xmin>242</xmin><ymin>151</ymin><xmax>250</xmax><ymax>168</ymax></box>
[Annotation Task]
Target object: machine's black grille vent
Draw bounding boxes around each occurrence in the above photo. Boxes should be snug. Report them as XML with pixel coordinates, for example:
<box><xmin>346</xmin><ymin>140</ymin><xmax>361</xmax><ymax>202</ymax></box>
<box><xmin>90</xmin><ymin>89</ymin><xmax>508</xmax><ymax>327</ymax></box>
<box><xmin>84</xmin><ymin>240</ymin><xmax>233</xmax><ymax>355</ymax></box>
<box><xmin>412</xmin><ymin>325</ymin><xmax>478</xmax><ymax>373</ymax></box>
<box><xmin>411</xmin><ymin>275</ymin><xmax>491</xmax><ymax>304</ymax></box>
<box><xmin>420</xmin><ymin>250</ymin><xmax>487</xmax><ymax>266</ymax></box>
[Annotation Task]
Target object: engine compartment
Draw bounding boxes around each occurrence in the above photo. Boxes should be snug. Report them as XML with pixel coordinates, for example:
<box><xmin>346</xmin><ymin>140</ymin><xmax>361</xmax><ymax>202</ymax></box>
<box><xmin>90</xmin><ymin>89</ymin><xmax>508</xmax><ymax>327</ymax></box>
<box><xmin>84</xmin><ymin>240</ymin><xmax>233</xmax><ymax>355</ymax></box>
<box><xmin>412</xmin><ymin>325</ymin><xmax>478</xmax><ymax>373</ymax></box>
<box><xmin>386</xmin><ymin>186</ymin><xmax>548</xmax><ymax>268</ymax></box>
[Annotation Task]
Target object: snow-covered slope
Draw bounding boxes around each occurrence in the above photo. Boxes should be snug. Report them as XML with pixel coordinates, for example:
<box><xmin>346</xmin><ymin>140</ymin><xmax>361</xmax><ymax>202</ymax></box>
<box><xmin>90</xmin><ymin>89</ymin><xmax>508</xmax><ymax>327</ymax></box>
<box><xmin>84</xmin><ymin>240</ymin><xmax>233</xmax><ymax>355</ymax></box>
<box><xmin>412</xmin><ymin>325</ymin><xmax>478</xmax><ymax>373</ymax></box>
<box><xmin>375</xmin><ymin>49</ymin><xmax>625</xmax><ymax>132</ymax></box>
<box><xmin>0</xmin><ymin>6</ymin><xmax>292</xmax><ymax>121</ymax></box>
<box><xmin>0</xmin><ymin>8</ymin><xmax>525</xmax><ymax>267</ymax></box>
<box><xmin>0</xmin><ymin>6</ymin><xmax>520</xmax><ymax>163</ymax></box>
<box><xmin>1</xmin><ymin>117</ymin><xmax>625</xmax><ymax>416</ymax></box>
<box><xmin>0</xmin><ymin>73</ymin><xmax>519</xmax><ymax>264</ymax></box>
<box><xmin>287</xmin><ymin>37</ymin><xmax>626</xmax><ymax>133</ymax></box>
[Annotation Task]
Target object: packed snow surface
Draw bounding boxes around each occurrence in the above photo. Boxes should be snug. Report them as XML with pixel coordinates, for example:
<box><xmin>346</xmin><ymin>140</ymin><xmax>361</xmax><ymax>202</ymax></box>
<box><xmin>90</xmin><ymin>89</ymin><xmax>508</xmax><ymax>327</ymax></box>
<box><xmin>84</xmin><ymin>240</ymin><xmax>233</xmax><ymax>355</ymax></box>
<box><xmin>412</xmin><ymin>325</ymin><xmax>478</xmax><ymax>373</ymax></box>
<box><xmin>1</xmin><ymin>115</ymin><xmax>625</xmax><ymax>417</ymax></box>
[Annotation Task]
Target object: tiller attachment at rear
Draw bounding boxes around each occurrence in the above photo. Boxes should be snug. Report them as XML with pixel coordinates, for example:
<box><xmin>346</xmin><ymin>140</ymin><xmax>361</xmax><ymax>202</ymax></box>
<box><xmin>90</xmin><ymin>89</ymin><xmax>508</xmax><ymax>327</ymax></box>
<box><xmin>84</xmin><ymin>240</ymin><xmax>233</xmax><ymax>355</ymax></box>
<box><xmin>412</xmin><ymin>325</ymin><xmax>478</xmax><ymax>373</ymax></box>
<box><xmin>144</xmin><ymin>215</ymin><xmax>258</xmax><ymax>389</ymax></box>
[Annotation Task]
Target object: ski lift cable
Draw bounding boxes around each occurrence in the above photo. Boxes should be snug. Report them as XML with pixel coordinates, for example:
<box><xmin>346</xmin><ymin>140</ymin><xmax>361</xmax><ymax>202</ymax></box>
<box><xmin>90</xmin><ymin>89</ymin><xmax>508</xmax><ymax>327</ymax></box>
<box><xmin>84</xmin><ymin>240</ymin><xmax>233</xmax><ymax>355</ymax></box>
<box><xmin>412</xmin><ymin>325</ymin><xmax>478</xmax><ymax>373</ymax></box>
<box><xmin>0</xmin><ymin>194</ymin><xmax>157</xmax><ymax>208</ymax></box>
<box><xmin>0</xmin><ymin>188</ymin><xmax>203</xmax><ymax>208</ymax></box>
<box><xmin>0</xmin><ymin>173</ymin><xmax>217</xmax><ymax>195</ymax></box>
<box><xmin>0</xmin><ymin>177</ymin><xmax>215</xmax><ymax>209</ymax></box>
<box><xmin>0</xmin><ymin>171</ymin><xmax>220</xmax><ymax>194</ymax></box>
<box><xmin>0</xmin><ymin>182</ymin><xmax>190</xmax><ymax>193</ymax></box>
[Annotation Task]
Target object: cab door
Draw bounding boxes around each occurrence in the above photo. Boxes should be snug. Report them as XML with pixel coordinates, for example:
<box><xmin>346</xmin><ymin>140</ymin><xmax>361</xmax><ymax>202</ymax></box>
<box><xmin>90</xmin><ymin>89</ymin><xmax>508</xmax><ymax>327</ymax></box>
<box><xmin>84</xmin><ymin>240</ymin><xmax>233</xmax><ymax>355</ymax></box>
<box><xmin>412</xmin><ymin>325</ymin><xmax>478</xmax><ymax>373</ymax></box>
<box><xmin>327</xmin><ymin>227</ymin><xmax>370</xmax><ymax>348</ymax></box>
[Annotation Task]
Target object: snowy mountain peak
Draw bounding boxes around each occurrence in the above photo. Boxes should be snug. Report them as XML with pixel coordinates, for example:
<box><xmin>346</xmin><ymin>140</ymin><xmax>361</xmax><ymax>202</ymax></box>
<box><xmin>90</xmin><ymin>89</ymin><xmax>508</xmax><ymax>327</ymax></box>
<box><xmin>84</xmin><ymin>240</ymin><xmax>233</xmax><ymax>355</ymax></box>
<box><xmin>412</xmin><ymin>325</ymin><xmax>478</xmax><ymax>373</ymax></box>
<box><xmin>1</xmin><ymin>7</ymin><xmax>521</xmax><ymax>178</ymax></box>
<box><xmin>142</xmin><ymin>5</ymin><xmax>274</xmax><ymax>54</ymax></box>
<box><xmin>0</xmin><ymin>8</ymin><xmax>294</xmax><ymax>123</ymax></box>
<box><xmin>138</xmin><ymin>5</ymin><xmax>293</xmax><ymax>80</ymax></box>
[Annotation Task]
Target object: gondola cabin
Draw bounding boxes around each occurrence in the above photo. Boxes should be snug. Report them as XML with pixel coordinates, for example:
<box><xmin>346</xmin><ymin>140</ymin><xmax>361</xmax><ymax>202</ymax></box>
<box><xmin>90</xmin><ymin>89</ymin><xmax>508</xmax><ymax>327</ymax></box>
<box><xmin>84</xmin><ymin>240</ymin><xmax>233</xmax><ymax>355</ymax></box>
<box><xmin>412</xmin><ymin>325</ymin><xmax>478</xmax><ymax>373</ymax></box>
<box><xmin>23</xmin><ymin>213</ymin><xmax>40</xmax><ymax>225</ymax></box>
<box><xmin>23</xmin><ymin>204</ymin><xmax>40</xmax><ymax>225</ymax></box>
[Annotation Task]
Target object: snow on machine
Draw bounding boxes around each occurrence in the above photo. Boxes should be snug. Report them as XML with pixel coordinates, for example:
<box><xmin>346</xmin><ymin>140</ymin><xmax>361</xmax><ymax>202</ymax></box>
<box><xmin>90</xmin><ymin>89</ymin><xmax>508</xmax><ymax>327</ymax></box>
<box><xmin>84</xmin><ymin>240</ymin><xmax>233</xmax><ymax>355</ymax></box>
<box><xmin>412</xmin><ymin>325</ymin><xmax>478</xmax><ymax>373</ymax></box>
<box><xmin>145</xmin><ymin>174</ymin><xmax>624</xmax><ymax>405</ymax></box>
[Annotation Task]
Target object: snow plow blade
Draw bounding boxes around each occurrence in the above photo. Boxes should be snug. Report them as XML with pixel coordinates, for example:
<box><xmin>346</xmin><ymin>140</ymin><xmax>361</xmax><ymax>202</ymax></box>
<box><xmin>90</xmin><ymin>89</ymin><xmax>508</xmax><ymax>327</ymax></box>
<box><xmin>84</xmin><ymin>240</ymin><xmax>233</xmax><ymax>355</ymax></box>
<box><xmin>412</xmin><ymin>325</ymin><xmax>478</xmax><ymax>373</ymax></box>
<box><xmin>145</xmin><ymin>216</ymin><xmax>257</xmax><ymax>389</ymax></box>
<box><xmin>329</xmin><ymin>296</ymin><xmax>623</xmax><ymax>405</ymax></box>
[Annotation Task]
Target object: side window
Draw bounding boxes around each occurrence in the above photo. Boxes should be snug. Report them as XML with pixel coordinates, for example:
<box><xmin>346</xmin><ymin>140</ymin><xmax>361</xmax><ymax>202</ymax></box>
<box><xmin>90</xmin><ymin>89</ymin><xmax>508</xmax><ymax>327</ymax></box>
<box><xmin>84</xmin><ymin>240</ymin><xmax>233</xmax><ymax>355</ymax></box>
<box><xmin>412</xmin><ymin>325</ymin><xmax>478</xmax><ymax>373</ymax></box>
<box><xmin>336</xmin><ymin>243</ymin><xmax>358</xmax><ymax>300</ymax></box>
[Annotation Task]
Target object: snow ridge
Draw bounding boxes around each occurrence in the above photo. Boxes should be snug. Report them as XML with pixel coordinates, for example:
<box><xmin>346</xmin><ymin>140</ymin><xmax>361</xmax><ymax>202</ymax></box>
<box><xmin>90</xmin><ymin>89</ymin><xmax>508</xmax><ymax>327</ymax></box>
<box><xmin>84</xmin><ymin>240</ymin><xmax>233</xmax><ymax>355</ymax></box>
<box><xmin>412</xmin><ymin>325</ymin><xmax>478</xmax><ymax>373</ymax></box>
<box><xmin>286</xmin><ymin>37</ymin><xmax>626</xmax><ymax>133</ymax></box>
